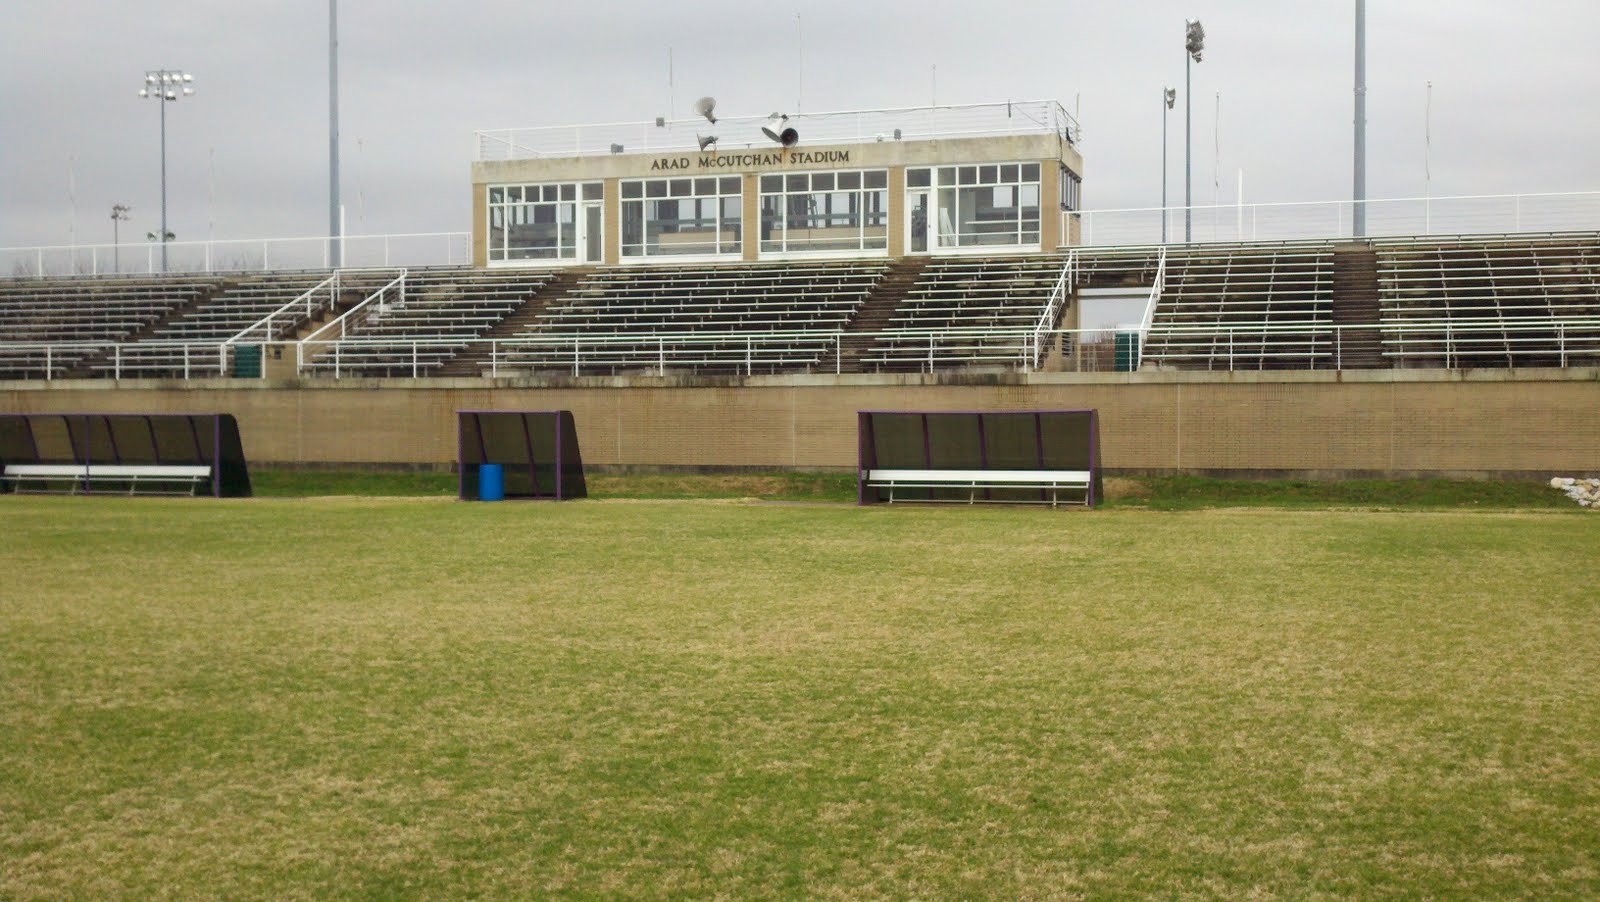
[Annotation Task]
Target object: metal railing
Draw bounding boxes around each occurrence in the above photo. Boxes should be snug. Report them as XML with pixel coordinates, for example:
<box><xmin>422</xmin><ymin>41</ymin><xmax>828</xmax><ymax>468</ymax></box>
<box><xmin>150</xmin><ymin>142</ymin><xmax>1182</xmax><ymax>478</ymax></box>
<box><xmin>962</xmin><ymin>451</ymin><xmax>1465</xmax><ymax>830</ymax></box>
<box><xmin>475</xmin><ymin>100</ymin><xmax>1080</xmax><ymax>161</ymax></box>
<box><xmin>225</xmin><ymin>272</ymin><xmax>341</xmax><ymax>348</ymax></box>
<box><xmin>1133</xmin><ymin>248</ymin><xmax>1169</xmax><ymax>368</ymax></box>
<box><xmin>1068</xmin><ymin>191</ymin><xmax>1600</xmax><ymax>248</ymax></box>
<box><xmin>0</xmin><ymin>232</ymin><xmax>467</xmax><ymax>279</ymax></box>
<box><xmin>1030</xmin><ymin>250</ymin><xmax>1076</xmax><ymax>369</ymax></box>
<box><xmin>9</xmin><ymin>317</ymin><xmax>1595</xmax><ymax>383</ymax></box>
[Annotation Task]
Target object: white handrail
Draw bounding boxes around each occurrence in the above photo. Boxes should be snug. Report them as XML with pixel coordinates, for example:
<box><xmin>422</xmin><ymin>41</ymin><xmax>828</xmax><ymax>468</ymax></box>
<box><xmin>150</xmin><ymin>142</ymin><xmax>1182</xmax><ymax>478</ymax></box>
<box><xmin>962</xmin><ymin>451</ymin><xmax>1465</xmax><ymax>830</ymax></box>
<box><xmin>1030</xmin><ymin>249</ymin><xmax>1076</xmax><ymax>369</ymax></box>
<box><xmin>301</xmin><ymin>269</ymin><xmax>406</xmax><ymax>346</ymax></box>
<box><xmin>224</xmin><ymin>272</ymin><xmax>340</xmax><ymax>346</ymax></box>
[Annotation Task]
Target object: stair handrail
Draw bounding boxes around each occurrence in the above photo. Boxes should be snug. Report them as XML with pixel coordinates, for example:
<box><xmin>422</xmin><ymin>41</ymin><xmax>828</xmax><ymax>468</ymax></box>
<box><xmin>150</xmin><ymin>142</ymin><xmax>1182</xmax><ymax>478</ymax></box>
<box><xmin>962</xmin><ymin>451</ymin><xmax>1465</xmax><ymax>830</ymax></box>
<box><xmin>300</xmin><ymin>269</ymin><xmax>407</xmax><ymax>347</ymax></box>
<box><xmin>224</xmin><ymin>272</ymin><xmax>340</xmax><ymax>347</ymax></box>
<box><xmin>1133</xmin><ymin>246</ymin><xmax>1169</xmax><ymax>368</ymax></box>
<box><xmin>1030</xmin><ymin>249</ymin><xmax>1077</xmax><ymax>368</ymax></box>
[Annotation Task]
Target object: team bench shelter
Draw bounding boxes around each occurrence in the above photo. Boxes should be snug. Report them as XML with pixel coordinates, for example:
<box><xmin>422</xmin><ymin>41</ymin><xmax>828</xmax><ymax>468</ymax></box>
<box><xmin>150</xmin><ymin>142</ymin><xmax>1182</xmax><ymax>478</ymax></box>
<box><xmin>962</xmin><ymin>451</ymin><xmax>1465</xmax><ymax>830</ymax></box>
<box><xmin>0</xmin><ymin>413</ymin><xmax>251</xmax><ymax>497</ymax></box>
<box><xmin>457</xmin><ymin>410</ymin><xmax>587</xmax><ymax>501</ymax></box>
<box><xmin>857</xmin><ymin>409</ymin><xmax>1101</xmax><ymax>507</ymax></box>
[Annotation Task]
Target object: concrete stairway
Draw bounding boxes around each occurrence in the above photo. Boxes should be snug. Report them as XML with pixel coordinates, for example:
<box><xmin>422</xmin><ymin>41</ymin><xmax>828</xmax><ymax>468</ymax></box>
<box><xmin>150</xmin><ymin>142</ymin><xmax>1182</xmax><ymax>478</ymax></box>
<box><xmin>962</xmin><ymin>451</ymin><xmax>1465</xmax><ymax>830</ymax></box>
<box><xmin>835</xmin><ymin>257</ymin><xmax>929</xmax><ymax>373</ymax></box>
<box><xmin>436</xmin><ymin>267</ymin><xmax>592</xmax><ymax>376</ymax></box>
<box><xmin>1330</xmin><ymin>243</ymin><xmax>1386</xmax><ymax>368</ymax></box>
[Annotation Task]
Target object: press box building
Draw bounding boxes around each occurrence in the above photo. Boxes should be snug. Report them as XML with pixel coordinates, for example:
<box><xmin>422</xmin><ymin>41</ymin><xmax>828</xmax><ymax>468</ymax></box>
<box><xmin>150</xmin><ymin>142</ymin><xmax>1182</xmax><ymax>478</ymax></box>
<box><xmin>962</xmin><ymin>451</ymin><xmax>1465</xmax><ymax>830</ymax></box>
<box><xmin>470</xmin><ymin>100</ymin><xmax>1084</xmax><ymax>268</ymax></box>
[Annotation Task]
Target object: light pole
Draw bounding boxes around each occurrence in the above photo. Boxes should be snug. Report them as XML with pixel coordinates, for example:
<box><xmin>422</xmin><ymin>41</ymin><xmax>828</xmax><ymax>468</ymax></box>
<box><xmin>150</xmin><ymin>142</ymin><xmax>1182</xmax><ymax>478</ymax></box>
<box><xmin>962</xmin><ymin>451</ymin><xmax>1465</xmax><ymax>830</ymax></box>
<box><xmin>110</xmin><ymin>204</ymin><xmax>131</xmax><ymax>272</ymax></box>
<box><xmin>329</xmin><ymin>0</ymin><xmax>341</xmax><ymax>267</ymax></box>
<box><xmin>1184</xmin><ymin>19</ymin><xmax>1205</xmax><ymax>243</ymax></box>
<box><xmin>138</xmin><ymin>69</ymin><xmax>194</xmax><ymax>273</ymax></box>
<box><xmin>1353</xmin><ymin>0</ymin><xmax>1367</xmax><ymax>237</ymax></box>
<box><xmin>1162</xmin><ymin>87</ymin><xmax>1176</xmax><ymax>244</ymax></box>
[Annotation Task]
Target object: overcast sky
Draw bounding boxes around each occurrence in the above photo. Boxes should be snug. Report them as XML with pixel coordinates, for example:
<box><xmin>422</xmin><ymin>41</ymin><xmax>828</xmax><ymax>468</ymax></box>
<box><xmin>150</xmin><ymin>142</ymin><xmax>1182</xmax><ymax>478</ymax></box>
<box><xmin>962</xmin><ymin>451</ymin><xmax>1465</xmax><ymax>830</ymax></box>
<box><xmin>2</xmin><ymin>0</ymin><xmax>1596</xmax><ymax>249</ymax></box>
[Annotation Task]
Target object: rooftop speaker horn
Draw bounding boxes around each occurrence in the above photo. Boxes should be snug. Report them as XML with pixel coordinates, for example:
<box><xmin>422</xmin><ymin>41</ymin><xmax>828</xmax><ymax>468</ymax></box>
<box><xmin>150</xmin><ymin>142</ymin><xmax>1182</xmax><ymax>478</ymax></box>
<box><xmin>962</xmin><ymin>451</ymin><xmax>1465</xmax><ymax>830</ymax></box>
<box><xmin>762</xmin><ymin>113</ymin><xmax>799</xmax><ymax>147</ymax></box>
<box><xmin>694</xmin><ymin>96</ymin><xmax>717</xmax><ymax>124</ymax></box>
<box><xmin>697</xmin><ymin>134</ymin><xmax>718</xmax><ymax>150</ymax></box>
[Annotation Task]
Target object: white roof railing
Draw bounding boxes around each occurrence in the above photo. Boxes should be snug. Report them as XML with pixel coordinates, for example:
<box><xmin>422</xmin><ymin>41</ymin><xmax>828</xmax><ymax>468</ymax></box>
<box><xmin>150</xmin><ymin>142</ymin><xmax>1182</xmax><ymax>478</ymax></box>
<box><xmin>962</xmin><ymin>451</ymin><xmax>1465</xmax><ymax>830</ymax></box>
<box><xmin>474</xmin><ymin>100</ymin><xmax>1080</xmax><ymax>162</ymax></box>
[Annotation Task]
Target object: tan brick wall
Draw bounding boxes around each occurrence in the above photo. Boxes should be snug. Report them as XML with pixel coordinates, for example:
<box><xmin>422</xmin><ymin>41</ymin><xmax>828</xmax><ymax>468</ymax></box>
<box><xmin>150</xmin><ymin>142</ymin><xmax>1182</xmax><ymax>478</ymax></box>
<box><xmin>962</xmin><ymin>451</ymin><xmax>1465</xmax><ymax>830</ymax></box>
<box><xmin>4</xmin><ymin>371</ymin><xmax>1597</xmax><ymax>476</ymax></box>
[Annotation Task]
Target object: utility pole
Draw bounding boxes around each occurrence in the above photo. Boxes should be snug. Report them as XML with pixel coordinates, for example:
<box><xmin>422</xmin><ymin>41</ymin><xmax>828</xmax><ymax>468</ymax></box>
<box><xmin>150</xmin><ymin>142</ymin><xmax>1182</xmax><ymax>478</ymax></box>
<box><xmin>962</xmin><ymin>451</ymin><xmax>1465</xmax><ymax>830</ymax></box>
<box><xmin>1162</xmin><ymin>87</ymin><xmax>1176</xmax><ymax>244</ymax></box>
<box><xmin>1354</xmin><ymin>0</ymin><xmax>1367</xmax><ymax>237</ymax></box>
<box><xmin>330</xmin><ymin>0</ymin><xmax>342</xmax><ymax>267</ymax></box>
<box><xmin>111</xmin><ymin>205</ymin><xmax>131</xmax><ymax>273</ymax></box>
<box><xmin>1184</xmin><ymin>19</ymin><xmax>1205</xmax><ymax>243</ymax></box>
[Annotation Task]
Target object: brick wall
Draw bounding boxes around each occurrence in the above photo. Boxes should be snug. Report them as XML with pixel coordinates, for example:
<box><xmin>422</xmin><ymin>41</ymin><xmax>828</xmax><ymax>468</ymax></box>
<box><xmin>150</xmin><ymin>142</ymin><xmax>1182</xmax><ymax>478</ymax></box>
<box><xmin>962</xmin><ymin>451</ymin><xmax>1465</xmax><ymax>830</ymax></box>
<box><xmin>4</xmin><ymin>369</ymin><xmax>1597</xmax><ymax>477</ymax></box>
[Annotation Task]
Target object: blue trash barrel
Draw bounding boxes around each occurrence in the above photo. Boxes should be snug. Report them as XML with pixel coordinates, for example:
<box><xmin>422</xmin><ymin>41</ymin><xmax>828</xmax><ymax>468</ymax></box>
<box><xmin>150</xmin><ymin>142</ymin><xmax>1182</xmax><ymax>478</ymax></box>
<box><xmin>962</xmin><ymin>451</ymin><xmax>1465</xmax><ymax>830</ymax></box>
<box><xmin>477</xmin><ymin>463</ymin><xmax>504</xmax><ymax>501</ymax></box>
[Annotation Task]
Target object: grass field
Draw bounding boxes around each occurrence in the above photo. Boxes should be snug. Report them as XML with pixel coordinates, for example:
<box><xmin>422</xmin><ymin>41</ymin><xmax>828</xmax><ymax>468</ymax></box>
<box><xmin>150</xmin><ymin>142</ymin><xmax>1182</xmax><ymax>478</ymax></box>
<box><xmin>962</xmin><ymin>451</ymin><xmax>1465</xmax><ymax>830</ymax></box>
<box><xmin>3</xmin><ymin>493</ymin><xmax>1598</xmax><ymax>897</ymax></box>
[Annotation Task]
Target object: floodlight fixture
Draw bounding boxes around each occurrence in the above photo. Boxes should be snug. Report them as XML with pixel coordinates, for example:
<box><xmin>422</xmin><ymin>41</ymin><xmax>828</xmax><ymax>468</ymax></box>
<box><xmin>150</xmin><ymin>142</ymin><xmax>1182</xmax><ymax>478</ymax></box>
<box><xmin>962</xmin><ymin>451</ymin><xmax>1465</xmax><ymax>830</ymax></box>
<box><xmin>610</xmin><ymin>143</ymin><xmax>625</xmax><ymax>154</ymax></box>
<box><xmin>697</xmin><ymin>134</ymin><xmax>718</xmax><ymax>151</ymax></box>
<box><xmin>1185</xmin><ymin>19</ymin><xmax>1205</xmax><ymax>62</ymax></box>
<box><xmin>1165</xmin><ymin>87</ymin><xmax>1177</xmax><ymax>109</ymax></box>
<box><xmin>139</xmin><ymin>69</ymin><xmax>194</xmax><ymax>272</ymax></box>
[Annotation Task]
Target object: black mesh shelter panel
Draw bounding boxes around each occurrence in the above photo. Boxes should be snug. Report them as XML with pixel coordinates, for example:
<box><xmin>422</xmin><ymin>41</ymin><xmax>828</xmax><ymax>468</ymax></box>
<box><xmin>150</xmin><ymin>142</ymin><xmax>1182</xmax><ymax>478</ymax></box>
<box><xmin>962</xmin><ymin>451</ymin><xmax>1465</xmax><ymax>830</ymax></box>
<box><xmin>457</xmin><ymin>411</ymin><xmax>586</xmax><ymax>501</ymax></box>
<box><xmin>0</xmin><ymin>414</ymin><xmax>251</xmax><ymax>497</ymax></box>
<box><xmin>858</xmin><ymin>410</ymin><xmax>1101</xmax><ymax>506</ymax></box>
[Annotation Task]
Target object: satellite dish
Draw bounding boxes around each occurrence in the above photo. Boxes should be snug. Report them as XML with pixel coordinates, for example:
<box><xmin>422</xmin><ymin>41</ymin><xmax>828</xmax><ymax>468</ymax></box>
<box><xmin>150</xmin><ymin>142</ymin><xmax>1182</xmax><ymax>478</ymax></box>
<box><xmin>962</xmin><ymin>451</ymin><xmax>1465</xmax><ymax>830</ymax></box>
<box><xmin>693</xmin><ymin>96</ymin><xmax>717</xmax><ymax>124</ymax></box>
<box><xmin>697</xmin><ymin>134</ymin><xmax>718</xmax><ymax>151</ymax></box>
<box><xmin>761</xmin><ymin>113</ymin><xmax>798</xmax><ymax>147</ymax></box>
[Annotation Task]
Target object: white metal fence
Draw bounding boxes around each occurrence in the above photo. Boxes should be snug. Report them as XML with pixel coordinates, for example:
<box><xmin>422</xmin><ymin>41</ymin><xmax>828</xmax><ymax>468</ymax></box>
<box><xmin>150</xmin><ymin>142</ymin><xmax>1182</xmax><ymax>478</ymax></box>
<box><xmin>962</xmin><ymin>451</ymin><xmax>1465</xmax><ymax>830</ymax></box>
<box><xmin>6</xmin><ymin>320</ymin><xmax>1597</xmax><ymax>383</ymax></box>
<box><xmin>4</xmin><ymin>191</ymin><xmax>1596</xmax><ymax>279</ymax></box>
<box><xmin>1071</xmin><ymin>191</ymin><xmax>1600</xmax><ymax>247</ymax></box>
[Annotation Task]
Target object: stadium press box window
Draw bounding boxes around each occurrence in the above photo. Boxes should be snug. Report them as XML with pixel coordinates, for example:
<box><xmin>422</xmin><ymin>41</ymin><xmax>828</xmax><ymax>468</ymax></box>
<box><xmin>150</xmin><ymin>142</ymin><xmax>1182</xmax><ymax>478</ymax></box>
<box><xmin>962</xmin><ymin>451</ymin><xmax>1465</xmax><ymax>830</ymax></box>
<box><xmin>621</xmin><ymin>176</ymin><xmax>744</xmax><ymax>258</ymax></box>
<box><xmin>486</xmin><ymin>181</ymin><xmax>604</xmax><ymax>264</ymax></box>
<box><xmin>758</xmin><ymin>169</ymin><xmax>890</xmax><ymax>255</ymax></box>
<box><xmin>906</xmin><ymin>162</ymin><xmax>1042</xmax><ymax>250</ymax></box>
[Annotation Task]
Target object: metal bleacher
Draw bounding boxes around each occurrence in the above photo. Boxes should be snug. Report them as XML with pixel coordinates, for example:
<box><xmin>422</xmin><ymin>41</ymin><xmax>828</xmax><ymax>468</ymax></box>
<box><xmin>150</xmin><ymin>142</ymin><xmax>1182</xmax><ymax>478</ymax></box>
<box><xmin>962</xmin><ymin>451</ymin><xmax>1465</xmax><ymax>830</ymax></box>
<box><xmin>0</xmin><ymin>276</ymin><xmax>222</xmax><ymax>379</ymax></box>
<box><xmin>299</xmin><ymin>268</ymin><xmax>550</xmax><ymax>377</ymax></box>
<box><xmin>1375</xmin><ymin>233</ymin><xmax>1600</xmax><ymax>368</ymax></box>
<box><xmin>495</xmin><ymin>259</ymin><xmax>888</xmax><ymax>375</ymax></box>
<box><xmin>858</xmin><ymin>254</ymin><xmax>1066</xmax><ymax>371</ymax></box>
<box><xmin>88</xmin><ymin>272</ymin><xmax>332</xmax><ymax>378</ymax></box>
<box><xmin>1140</xmin><ymin>243</ymin><xmax>1337</xmax><ymax>370</ymax></box>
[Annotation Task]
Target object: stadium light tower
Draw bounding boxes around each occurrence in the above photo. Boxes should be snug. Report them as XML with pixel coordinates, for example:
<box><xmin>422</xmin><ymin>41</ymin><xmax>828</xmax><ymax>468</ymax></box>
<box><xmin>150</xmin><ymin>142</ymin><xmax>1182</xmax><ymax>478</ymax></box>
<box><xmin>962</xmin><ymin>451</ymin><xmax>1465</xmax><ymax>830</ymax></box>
<box><xmin>329</xmin><ymin>0</ymin><xmax>341</xmax><ymax>267</ymax></box>
<box><xmin>1162</xmin><ymin>87</ymin><xmax>1176</xmax><ymax>244</ymax></box>
<box><xmin>1184</xmin><ymin>19</ymin><xmax>1205</xmax><ymax>243</ymax></box>
<box><xmin>138</xmin><ymin>69</ymin><xmax>194</xmax><ymax>273</ymax></box>
<box><xmin>110</xmin><ymin>204</ymin><xmax>131</xmax><ymax>272</ymax></box>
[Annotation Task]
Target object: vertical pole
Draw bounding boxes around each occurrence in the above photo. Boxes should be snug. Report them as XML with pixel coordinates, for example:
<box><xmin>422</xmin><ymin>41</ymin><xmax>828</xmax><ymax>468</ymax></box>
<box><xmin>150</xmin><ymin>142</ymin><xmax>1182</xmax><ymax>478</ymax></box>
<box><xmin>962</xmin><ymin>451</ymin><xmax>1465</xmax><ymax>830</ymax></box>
<box><xmin>1185</xmin><ymin>52</ymin><xmax>1192</xmax><ymax>243</ymax></box>
<box><xmin>160</xmin><ymin>92</ymin><xmax>169</xmax><ymax>272</ymax></box>
<box><xmin>1162</xmin><ymin>93</ymin><xmax>1169</xmax><ymax>244</ymax></box>
<box><xmin>1354</xmin><ymin>0</ymin><xmax>1367</xmax><ymax>237</ymax></box>
<box><xmin>329</xmin><ymin>0</ymin><xmax>342</xmax><ymax>267</ymax></box>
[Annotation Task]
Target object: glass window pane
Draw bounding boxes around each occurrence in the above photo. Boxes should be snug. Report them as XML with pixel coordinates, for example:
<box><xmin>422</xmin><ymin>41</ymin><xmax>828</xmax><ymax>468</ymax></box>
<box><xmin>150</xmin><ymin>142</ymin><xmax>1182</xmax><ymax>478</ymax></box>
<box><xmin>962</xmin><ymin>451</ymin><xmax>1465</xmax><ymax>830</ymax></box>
<box><xmin>864</xmin><ymin>169</ymin><xmax>887</xmax><ymax>189</ymax></box>
<box><xmin>813</xmin><ymin>172</ymin><xmax>834</xmax><ymax>191</ymax></box>
<box><xmin>646</xmin><ymin>180</ymin><xmax>667</xmax><ymax>198</ymax></box>
<box><xmin>938</xmin><ymin>167</ymin><xmax>957</xmax><ymax>186</ymax></box>
<box><xmin>959</xmin><ymin>166</ymin><xmax>978</xmax><ymax>185</ymax></box>
<box><xmin>1022</xmin><ymin>163</ymin><xmax>1041</xmax><ymax>181</ymax></box>
<box><xmin>980</xmin><ymin>165</ymin><xmax>999</xmax><ymax>184</ymax></box>
<box><xmin>837</xmin><ymin>171</ymin><xmax>859</xmax><ymax>190</ymax></box>
<box><xmin>583</xmin><ymin>182</ymin><xmax>603</xmax><ymax>200</ymax></box>
<box><xmin>786</xmin><ymin>173</ymin><xmax>807</xmax><ymax>192</ymax></box>
<box><xmin>720</xmin><ymin>176</ymin><xmax>741</xmax><ymax>194</ymax></box>
<box><xmin>560</xmin><ymin>184</ymin><xmax>576</xmax><ymax>201</ymax></box>
<box><xmin>906</xmin><ymin>168</ymin><xmax>930</xmax><ymax>188</ymax></box>
<box><xmin>622</xmin><ymin>181</ymin><xmax>642</xmax><ymax>199</ymax></box>
<box><xmin>1000</xmin><ymin>164</ymin><xmax>1019</xmax><ymax>183</ymax></box>
<box><xmin>669</xmin><ymin>178</ymin><xmax>691</xmax><ymax>197</ymax></box>
<box><xmin>694</xmin><ymin>177</ymin><xmax>716</xmax><ymax>195</ymax></box>
<box><xmin>488</xmin><ymin>187</ymin><xmax>504</xmax><ymax>204</ymax></box>
<box><xmin>760</xmin><ymin>174</ymin><xmax>781</xmax><ymax>192</ymax></box>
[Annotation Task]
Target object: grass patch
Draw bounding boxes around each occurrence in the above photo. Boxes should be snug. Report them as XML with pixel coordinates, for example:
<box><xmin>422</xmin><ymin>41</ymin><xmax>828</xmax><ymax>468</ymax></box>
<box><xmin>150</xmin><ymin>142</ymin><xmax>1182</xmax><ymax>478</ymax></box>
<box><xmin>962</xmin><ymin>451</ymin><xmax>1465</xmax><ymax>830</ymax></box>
<box><xmin>249</xmin><ymin>468</ymin><xmax>1574</xmax><ymax>513</ymax></box>
<box><xmin>2</xmin><ymin>497</ymin><xmax>1598</xmax><ymax>896</ymax></box>
<box><xmin>1107</xmin><ymin>475</ymin><xmax>1573</xmax><ymax>511</ymax></box>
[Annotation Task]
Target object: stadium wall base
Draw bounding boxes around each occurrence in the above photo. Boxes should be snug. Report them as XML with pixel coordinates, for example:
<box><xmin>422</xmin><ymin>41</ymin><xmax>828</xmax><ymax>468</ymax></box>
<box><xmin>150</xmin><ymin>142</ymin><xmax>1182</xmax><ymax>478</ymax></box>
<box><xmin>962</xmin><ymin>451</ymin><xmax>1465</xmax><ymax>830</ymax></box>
<box><xmin>3</xmin><ymin>368</ymin><xmax>1597</xmax><ymax>479</ymax></box>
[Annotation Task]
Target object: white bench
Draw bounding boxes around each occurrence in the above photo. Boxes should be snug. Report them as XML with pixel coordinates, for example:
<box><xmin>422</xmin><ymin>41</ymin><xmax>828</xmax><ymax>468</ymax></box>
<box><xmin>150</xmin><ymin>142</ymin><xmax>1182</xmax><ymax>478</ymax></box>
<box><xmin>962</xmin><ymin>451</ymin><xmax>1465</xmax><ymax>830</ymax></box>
<box><xmin>864</xmin><ymin>468</ymin><xmax>1093</xmax><ymax>507</ymax></box>
<box><xmin>2</xmin><ymin>463</ymin><xmax>212</xmax><ymax>496</ymax></box>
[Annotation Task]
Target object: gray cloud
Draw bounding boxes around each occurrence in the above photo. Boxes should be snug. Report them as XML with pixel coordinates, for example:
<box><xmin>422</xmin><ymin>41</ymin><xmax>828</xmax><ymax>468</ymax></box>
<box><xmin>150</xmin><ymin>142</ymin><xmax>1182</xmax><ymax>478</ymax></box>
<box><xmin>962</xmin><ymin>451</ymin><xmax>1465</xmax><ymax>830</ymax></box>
<box><xmin>2</xmin><ymin>0</ymin><xmax>1596</xmax><ymax>249</ymax></box>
